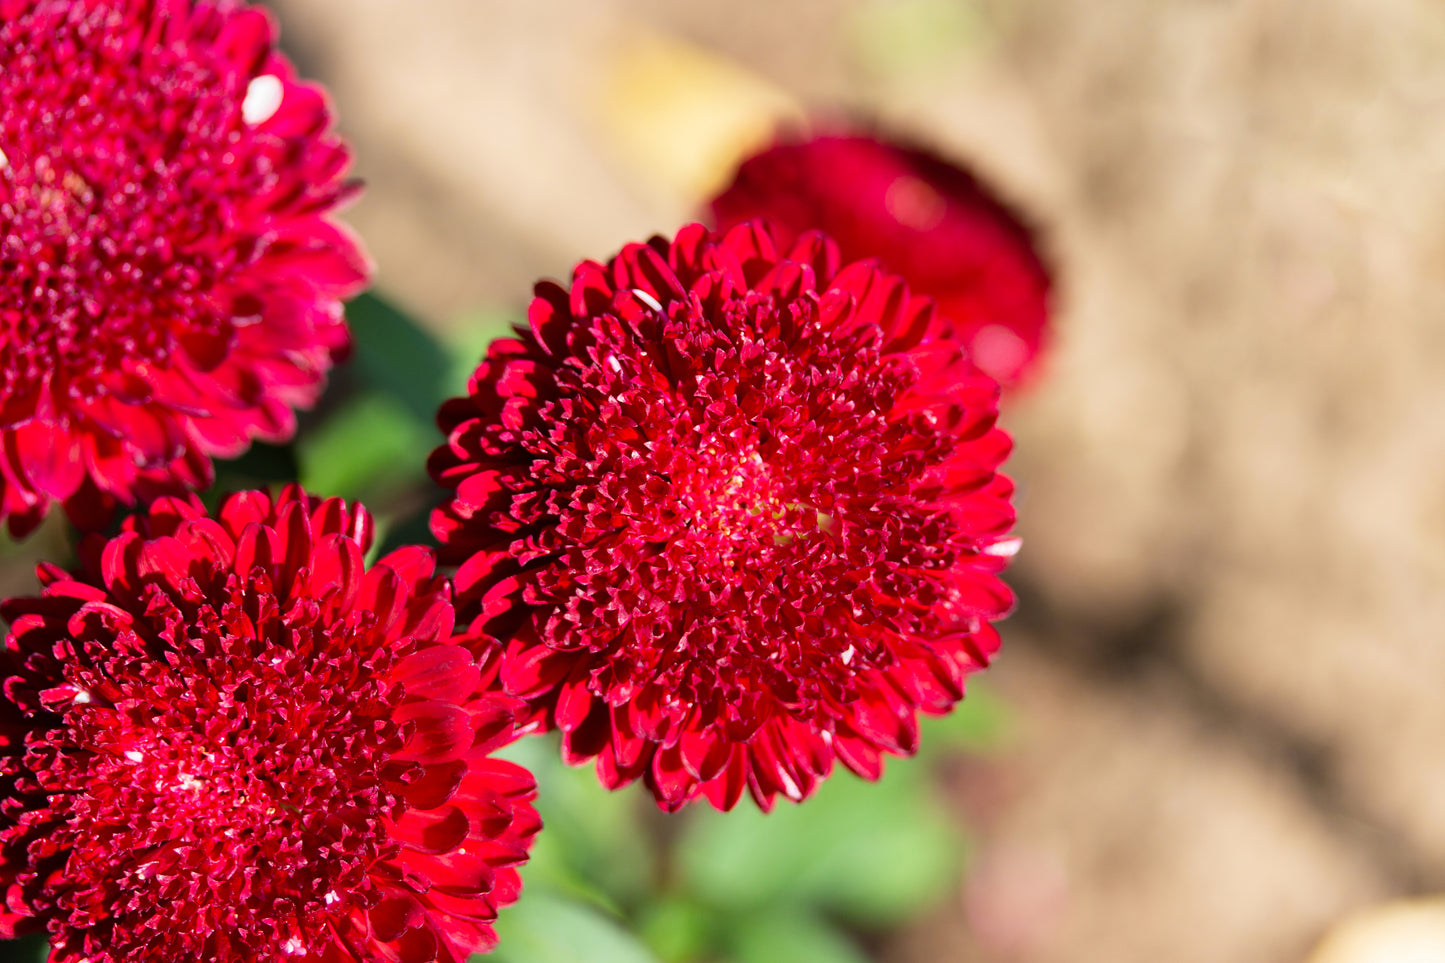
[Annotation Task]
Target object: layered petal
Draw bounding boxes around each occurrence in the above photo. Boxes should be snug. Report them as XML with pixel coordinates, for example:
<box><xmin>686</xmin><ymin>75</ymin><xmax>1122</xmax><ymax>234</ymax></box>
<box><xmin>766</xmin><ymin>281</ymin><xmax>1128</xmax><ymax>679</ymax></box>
<box><xmin>432</xmin><ymin>222</ymin><xmax>1017</xmax><ymax>811</ymax></box>
<box><xmin>0</xmin><ymin>0</ymin><xmax>371</xmax><ymax>536</ymax></box>
<box><xmin>0</xmin><ymin>488</ymin><xmax>537</xmax><ymax>962</ymax></box>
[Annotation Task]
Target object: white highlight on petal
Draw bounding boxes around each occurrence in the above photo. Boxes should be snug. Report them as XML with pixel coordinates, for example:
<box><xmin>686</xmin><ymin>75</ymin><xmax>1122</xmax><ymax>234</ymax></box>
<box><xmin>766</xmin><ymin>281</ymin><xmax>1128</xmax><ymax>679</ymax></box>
<box><xmin>243</xmin><ymin>75</ymin><xmax>285</xmax><ymax>126</ymax></box>
<box><xmin>778</xmin><ymin>767</ymin><xmax>802</xmax><ymax>801</ymax></box>
<box><xmin>984</xmin><ymin>537</ymin><xmax>1022</xmax><ymax>558</ymax></box>
<box><xmin>124</xmin><ymin>750</ymin><xmax>144</xmax><ymax>763</ymax></box>
<box><xmin>282</xmin><ymin>938</ymin><xmax>306</xmax><ymax>956</ymax></box>
<box><xmin>72</xmin><ymin>689</ymin><xmax>92</xmax><ymax>704</ymax></box>
<box><xmin>324</xmin><ymin>891</ymin><xmax>340</xmax><ymax>905</ymax></box>
<box><xmin>0</xmin><ymin>147</ymin><xmax>8</xmax><ymax>169</ymax></box>
<box><xmin>631</xmin><ymin>288</ymin><xmax>663</xmax><ymax>312</ymax></box>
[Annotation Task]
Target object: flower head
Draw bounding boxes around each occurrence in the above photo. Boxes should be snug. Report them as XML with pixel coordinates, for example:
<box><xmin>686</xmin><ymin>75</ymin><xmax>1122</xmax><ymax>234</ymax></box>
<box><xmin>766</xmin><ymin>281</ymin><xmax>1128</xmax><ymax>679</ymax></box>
<box><xmin>0</xmin><ymin>0</ymin><xmax>370</xmax><ymax>536</ymax></box>
<box><xmin>431</xmin><ymin>222</ymin><xmax>1016</xmax><ymax>812</ymax></box>
<box><xmin>711</xmin><ymin>132</ymin><xmax>1051</xmax><ymax>387</ymax></box>
<box><xmin>0</xmin><ymin>487</ymin><xmax>538</xmax><ymax>962</ymax></box>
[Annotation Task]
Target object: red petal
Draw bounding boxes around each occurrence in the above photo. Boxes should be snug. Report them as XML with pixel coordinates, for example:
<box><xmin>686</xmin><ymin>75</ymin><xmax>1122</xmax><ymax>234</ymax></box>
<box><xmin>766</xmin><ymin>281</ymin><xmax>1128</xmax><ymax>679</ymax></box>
<box><xmin>395</xmin><ymin>701</ymin><xmax>473</xmax><ymax>763</ymax></box>
<box><xmin>234</xmin><ymin>522</ymin><xmax>278</xmax><ymax>579</ymax></box>
<box><xmin>219</xmin><ymin>490</ymin><xmax>274</xmax><ymax>537</ymax></box>
<box><xmin>680</xmin><ymin>728</ymin><xmax>732</xmax><ymax>783</ymax></box>
<box><xmin>392</xmin><ymin>647</ymin><xmax>479</xmax><ymax>705</ymax></box>
<box><xmin>647</xmin><ymin>743</ymin><xmax>697</xmax><ymax>812</ymax></box>
<box><xmin>499</xmin><ymin>641</ymin><xmax>571</xmax><ymax>700</ymax></box>
<box><xmin>10</xmin><ymin>422</ymin><xmax>83</xmax><ymax>500</ymax></box>
<box><xmin>304</xmin><ymin>532</ymin><xmax>362</xmax><ymax>615</ymax></box>
<box><xmin>275</xmin><ymin>499</ymin><xmax>312</xmax><ymax>596</ymax></box>
<box><xmin>553</xmin><ymin>669</ymin><xmax>592</xmax><ymax>733</ymax></box>
<box><xmin>390</xmin><ymin>805</ymin><xmax>470</xmax><ymax>855</ymax></box>
<box><xmin>402</xmin><ymin>760</ymin><xmax>468</xmax><ymax>811</ymax></box>
<box><xmin>369</xmin><ymin>894</ymin><xmax>423</xmax><ymax>944</ymax></box>
<box><xmin>375</xmin><ymin>544</ymin><xmax>436</xmax><ymax>590</ymax></box>
<box><xmin>700</xmin><ymin>745</ymin><xmax>748</xmax><ymax>811</ymax></box>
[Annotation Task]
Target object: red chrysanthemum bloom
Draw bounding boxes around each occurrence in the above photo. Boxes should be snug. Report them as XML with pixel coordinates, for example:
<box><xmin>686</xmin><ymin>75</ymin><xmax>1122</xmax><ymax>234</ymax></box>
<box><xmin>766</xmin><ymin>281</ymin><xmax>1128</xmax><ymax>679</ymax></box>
<box><xmin>711</xmin><ymin>132</ymin><xmax>1051</xmax><ymax>388</ymax></box>
<box><xmin>0</xmin><ymin>0</ymin><xmax>370</xmax><ymax>536</ymax></box>
<box><xmin>430</xmin><ymin>222</ymin><xmax>1017</xmax><ymax>812</ymax></box>
<box><xmin>0</xmin><ymin>487</ymin><xmax>539</xmax><ymax>962</ymax></box>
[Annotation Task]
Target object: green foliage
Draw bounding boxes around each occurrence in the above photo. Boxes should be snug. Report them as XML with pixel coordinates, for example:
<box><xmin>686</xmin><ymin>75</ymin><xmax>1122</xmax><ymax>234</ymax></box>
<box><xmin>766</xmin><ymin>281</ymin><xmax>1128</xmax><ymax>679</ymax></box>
<box><xmin>675</xmin><ymin>747</ymin><xmax>964</xmax><ymax>930</ymax></box>
<box><xmin>495</xmin><ymin>736</ymin><xmax>658</xmax><ymax>910</ymax></box>
<box><xmin>730</xmin><ymin>912</ymin><xmax>871</xmax><ymax>963</ymax></box>
<box><xmin>637</xmin><ymin>897</ymin><xmax>716</xmax><ymax>963</ymax></box>
<box><xmin>345</xmin><ymin>293</ymin><xmax>458</xmax><ymax>424</ymax></box>
<box><xmin>297</xmin><ymin>392</ymin><xmax>432</xmax><ymax>502</ymax></box>
<box><xmin>494</xmin><ymin>685</ymin><xmax>1007</xmax><ymax>962</ymax></box>
<box><xmin>486</xmin><ymin>890</ymin><xmax>662</xmax><ymax>963</ymax></box>
<box><xmin>0</xmin><ymin>934</ymin><xmax>49</xmax><ymax>963</ymax></box>
<box><xmin>294</xmin><ymin>294</ymin><xmax>518</xmax><ymax>504</ymax></box>
<box><xmin>212</xmin><ymin>441</ymin><xmax>300</xmax><ymax>489</ymax></box>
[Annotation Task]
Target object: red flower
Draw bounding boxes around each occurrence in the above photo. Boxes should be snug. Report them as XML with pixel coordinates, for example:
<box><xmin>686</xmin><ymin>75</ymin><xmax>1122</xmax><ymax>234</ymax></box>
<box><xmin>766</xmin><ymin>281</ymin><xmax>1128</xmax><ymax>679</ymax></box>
<box><xmin>711</xmin><ymin>132</ymin><xmax>1051</xmax><ymax>388</ymax></box>
<box><xmin>430</xmin><ymin>222</ymin><xmax>1017</xmax><ymax>812</ymax></box>
<box><xmin>0</xmin><ymin>0</ymin><xmax>370</xmax><ymax>536</ymax></box>
<box><xmin>0</xmin><ymin>487</ymin><xmax>539</xmax><ymax>962</ymax></box>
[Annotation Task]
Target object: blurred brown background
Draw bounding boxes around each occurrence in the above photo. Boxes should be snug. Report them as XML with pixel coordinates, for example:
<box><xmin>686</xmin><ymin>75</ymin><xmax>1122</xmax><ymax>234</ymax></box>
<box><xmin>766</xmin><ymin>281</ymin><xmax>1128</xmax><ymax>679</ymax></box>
<box><xmin>265</xmin><ymin>1</ymin><xmax>1445</xmax><ymax>960</ymax></box>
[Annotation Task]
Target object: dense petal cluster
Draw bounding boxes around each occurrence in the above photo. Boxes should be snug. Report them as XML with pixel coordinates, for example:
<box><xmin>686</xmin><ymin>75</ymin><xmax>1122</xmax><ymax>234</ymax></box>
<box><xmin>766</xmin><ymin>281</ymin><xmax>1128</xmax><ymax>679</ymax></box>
<box><xmin>0</xmin><ymin>0</ymin><xmax>369</xmax><ymax>535</ymax></box>
<box><xmin>711</xmin><ymin>132</ymin><xmax>1051</xmax><ymax>387</ymax></box>
<box><xmin>431</xmin><ymin>222</ymin><xmax>1017</xmax><ymax>812</ymax></box>
<box><xmin>0</xmin><ymin>487</ymin><xmax>538</xmax><ymax>962</ymax></box>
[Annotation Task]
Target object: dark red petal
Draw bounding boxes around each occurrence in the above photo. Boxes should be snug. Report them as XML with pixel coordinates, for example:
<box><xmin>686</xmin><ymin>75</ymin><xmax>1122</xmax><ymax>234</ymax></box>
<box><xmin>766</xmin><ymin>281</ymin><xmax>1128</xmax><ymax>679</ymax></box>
<box><xmin>395</xmin><ymin>702</ymin><xmax>474</xmax><ymax>763</ymax></box>
<box><xmin>234</xmin><ymin>521</ymin><xmax>279</xmax><ymax>578</ymax></box>
<box><xmin>701</xmin><ymin>745</ymin><xmax>749</xmax><ymax>811</ymax></box>
<box><xmin>390</xmin><ymin>805</ymin><xmax>471</xmax><ymax>855</ymax></box>
<box><xmin>647</xmin><ymin>743</ymin><xmax>697</xmax><ymax>812</ymax></box>
<box><xmin>680</xmin><ymin>728</ymin><xmax>732</xmax><ymax>783</ymax></box>
<box><xmin>402</xmin><ymin>760</ymin><xmax>468</xmax><ymax>811</ymax></box>
<box><xmin>392</xmin><ymin>647</ymin><xmax>480</xmax><ymax>705</ymax></box>
<box><xmin>370</xmin><ymin>894</ymin><xmax>424</xmax><ymax>944</ymax></box>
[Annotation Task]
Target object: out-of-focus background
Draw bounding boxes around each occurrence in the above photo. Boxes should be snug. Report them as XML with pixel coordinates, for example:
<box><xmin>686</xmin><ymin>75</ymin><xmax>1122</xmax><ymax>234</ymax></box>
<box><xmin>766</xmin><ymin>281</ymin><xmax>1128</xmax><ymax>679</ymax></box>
<box><xmin>12</xmin><ymin>1</ymin><xmax>1445</xmax><ymax>961</ymax></box>
<box><xmin>269</xmin><ymin>1</ymin><xmax>1445</xmax><ymax>961</ymax></box>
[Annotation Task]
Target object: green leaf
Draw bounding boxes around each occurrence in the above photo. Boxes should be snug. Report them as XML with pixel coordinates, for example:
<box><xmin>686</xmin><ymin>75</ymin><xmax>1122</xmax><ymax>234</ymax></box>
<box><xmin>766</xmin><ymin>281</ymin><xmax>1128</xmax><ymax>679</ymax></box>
<box><xmin>296</xmin><ymin>392</ymin><xmax>433</xmax><ymax>501</ymax></box>
<box><xmin>211</xmin><ymin>441</ymin><xmax>300</xmax><ymax>496</ymax></box>
<box><xmin>730</xmin><ymin>912</ymin><xmax>870</xmax><ymax>963</ymax></box>
<box><xmin>0</xmin><ymin>934</ymin><xmax>50</xmax><ymax>963</ymax></box>
<box><xmin>486</xmin><ymin>890</ymin><xmax>661</xmax><ymax>963</ymax></box>
<box><xmin>495</xmin><ymin>735</ymin><xmax>657</xmax><ymax>906</ymax></box>
<box><xmin>444</xmin><ymin>309</ymin><xmax>522</xmax><ymax>392</ymax></box>
<box><xmin>345</xmin><ymin>293</ymin><xmax>456</xmax><ymax>424</ymax></box>
<box><xmin>676</xmin><ymin>756</ymin><xmax>963</xmax><ymax>928</ymax></box>
<box><xmin>636</xmin><ymin>896</ymin><xmax>715</xmax><ymax>963</ymax></box>
<box><xmin>917</xmin><ymin>681</ymin><xmax>1010</xmax><ymax>756</ymax></box>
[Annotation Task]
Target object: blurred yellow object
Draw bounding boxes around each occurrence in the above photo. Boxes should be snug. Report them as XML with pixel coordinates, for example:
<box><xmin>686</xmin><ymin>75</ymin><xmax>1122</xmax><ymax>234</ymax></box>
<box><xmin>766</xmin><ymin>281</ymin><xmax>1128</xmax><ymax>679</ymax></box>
<box><xmin>596</xmin><ymin>30</ymin><xmax>802</xmax><ymax>209</ymax></box>
<box><xmin>1309</xmin><ymin>900</ymin><xmax>1445</xmax><ymax>963</ymax></box>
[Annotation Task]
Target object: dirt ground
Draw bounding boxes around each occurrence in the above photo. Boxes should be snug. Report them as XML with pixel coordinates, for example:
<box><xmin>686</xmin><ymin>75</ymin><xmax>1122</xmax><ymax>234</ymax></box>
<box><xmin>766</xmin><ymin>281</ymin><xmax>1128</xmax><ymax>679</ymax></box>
<box><xmin>268</xmin><ymin>1</ymin><xmax>1445</xmax><ymax>960</ymax></box>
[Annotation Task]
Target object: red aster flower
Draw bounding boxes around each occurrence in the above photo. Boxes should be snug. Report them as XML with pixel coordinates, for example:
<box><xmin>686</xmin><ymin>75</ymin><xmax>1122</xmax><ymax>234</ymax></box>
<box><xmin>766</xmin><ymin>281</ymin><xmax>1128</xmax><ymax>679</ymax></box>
<box><xmin>711</xmin><ymin>132</ymin><xmax>1051</xmax><ymax>388</ymax></box>
<box><xmin>0</xmin><ymin>0</ymin><xmax>370</xmax><ymax>536</ymax></box>
<box><xmin>0</xmin><ymin>487</ymin><xmax>539</xmax><ymax>962</ymax></box>
<box><xmin>430</xmin><ymin>222</ymin><xmax>1017</xmax><ymax>812</ymax></box>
